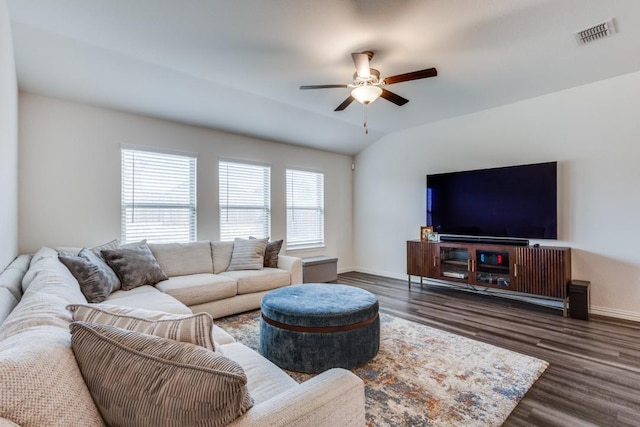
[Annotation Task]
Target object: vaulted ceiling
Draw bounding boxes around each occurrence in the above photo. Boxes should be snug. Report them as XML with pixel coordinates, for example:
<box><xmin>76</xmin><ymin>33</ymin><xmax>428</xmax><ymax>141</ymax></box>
<box><xmin>8</xmin><ymin>0</ymin><xmax>640</xmax><ymax>155</ymax></box>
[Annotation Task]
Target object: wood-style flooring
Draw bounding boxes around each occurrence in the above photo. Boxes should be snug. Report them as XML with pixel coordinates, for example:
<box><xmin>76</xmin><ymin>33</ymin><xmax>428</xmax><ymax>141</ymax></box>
<box><xmin>337</xmin><ymin>271</ymin><xmax>640</xmax><ymax>427</ymax></box>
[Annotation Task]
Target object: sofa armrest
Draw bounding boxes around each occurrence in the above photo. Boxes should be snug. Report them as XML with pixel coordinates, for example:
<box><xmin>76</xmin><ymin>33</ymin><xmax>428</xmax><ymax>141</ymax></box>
<box><xmin>277</xmin><ymin>255</ymin><xmax>302</xmax><ymax>285</ymax></box>
<box><xmin>228</xmin><ymin>368</ymin><xmax>365</xmax><ymax>427</ymax></box>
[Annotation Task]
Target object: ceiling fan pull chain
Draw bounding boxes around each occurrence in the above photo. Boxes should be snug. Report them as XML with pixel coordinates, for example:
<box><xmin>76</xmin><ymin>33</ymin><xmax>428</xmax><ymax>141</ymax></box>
<box><xmin>364</xmin><ymin>104</ymin><xmax>369</xmax><ymax>135</ymax></box>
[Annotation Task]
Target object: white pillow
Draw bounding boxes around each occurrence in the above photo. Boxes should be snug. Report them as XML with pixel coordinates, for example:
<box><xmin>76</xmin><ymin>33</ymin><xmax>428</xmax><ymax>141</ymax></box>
<box><xmin>226</xmin><ymin>238</ymin><xmax>268</xmax><ymax>271</ymax></box>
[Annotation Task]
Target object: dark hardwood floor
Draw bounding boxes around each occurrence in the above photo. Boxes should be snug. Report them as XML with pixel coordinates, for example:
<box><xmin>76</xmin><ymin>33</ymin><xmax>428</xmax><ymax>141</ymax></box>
<box><xmin>337</xmin><ymin>271</ymin><xmax>640</xmax><ymax>427</ymax></box>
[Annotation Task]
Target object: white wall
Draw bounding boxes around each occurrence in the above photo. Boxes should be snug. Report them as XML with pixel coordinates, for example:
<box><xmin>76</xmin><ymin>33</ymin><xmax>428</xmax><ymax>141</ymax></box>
<box><xmin>0</xmin><ymin>0</ymin><xmax>18</xmax><ymax>270</ymax></box>
<box><xmin>354</xmin><ymin>70</ymin><xmax>640</xmax><ymax>321</ymax></box>
<box><xmin>18</xmin><ymin>93</ymin><xmax>354</xmax><ymax>271</ymax></box>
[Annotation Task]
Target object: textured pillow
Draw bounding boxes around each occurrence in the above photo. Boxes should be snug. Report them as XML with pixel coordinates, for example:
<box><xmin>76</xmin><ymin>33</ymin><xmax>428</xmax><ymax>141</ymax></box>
<box><xmin>264</xmin><ymin>239</ymin><xmax>283</xmax><ymax>268</ymax></box>
<box><xmin>102</xmin><ymin>243</ymin><xmax>168</xmax><ymax>290</ymax></box>
<box><xmin>67</xmin><ymin>303</ymin><xmax>215</xmax><ymax>351</ymax></box>
<box><xmin>0</xmin><ymin>327</ymin><xmax>105</xmax><ymax>427</ymax></box>
<box><xmin>69</xmin><ymin>322</ymin><xmax>253</xmax><ymax>427</ymax></box>
<box><xmin>227</xmin><ymin>237</ymin><xmax>268</xmax><ymax>271</ymax></box>
<box><xmin>59</xmin><ymin>248</ymin><xmax>121</xmax><ymax>303</ymax></box>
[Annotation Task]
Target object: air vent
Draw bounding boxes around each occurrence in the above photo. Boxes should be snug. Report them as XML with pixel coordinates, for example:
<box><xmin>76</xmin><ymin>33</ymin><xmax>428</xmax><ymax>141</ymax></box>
<box><xmin>574</xmin><ymin>19</ymin><xmax>616</xmax><ymax>44</ymax></box>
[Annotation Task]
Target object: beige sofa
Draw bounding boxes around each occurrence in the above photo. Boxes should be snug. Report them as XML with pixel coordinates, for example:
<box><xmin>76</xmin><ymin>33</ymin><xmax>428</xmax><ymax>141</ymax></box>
<box><xmin>0</xmin><ymin>246</ymin><xmax>365</xmax><ymax>426</ymax></box>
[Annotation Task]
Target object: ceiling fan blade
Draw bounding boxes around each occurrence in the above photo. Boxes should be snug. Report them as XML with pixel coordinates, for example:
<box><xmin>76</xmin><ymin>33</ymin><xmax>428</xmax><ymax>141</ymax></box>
<box><xmin>334</xmin><ymin>96</ymin><xmax>355</xmax><ymax>111</ymax></box>
<box><xmin>383</xmin><ymin>67</ymin><xmax>437</xmax><ymax>85</ymax></box>
<box><xmin>380</xmin><ymin>89</ymin><xmax>409</xmax><ymax>106</ymax></box>
<box><xmin>300</xmin><ymin>84</ymin><xmax>349</xmax><ymax>90</ymax></box>
<box><xmin>351</xmin><ymin>52</ymin><xmax>371</xmax><ymax>79</ymax></box>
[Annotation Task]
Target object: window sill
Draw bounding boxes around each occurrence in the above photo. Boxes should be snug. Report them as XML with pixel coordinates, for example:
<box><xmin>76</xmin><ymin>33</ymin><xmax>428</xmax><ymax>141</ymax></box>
<box><xmin>286</xmin><ymin>244</ymin><xmax>326</xmax><ymax>252</ymax></box>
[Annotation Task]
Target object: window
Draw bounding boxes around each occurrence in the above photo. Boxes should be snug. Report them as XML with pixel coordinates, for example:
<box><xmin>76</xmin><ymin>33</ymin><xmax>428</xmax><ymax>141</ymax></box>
<box><xmin>286</xmin><ymin>169</ymin><xmax>324</xmax><ymax>248</ymax></box>
<box><xmin>219</xmin><ymin>160</ymin><xmax>271</xmax><ymax>241</ymax></box>
<box><xmin>121</xmin><ymin>148</ymin><xmax>197</xmax><ymax>243</ymax></box>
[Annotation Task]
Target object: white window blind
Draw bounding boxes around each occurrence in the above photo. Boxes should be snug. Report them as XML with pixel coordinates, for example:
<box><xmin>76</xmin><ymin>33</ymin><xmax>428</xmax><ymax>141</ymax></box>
<box><xmin>219</xmin><ymin>160</ymin><xmax>271</xmax><ymax>241</ymax></box>
<box><xmin>121</xmin><ymin>148</ymin><xmax>197</xmax><ymax>244</ymax></box>
<box><xmin>286</xmin><ymin>169</ymin><xmax>324</xmax><ymax>248</ymax></box>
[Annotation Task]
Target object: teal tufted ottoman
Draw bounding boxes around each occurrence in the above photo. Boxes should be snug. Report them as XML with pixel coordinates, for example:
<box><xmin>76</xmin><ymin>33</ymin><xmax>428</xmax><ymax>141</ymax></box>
<box><xmin>260</xmin><ymin>284</ymin><xmax>380</xmax><ymax>373</ymax></box>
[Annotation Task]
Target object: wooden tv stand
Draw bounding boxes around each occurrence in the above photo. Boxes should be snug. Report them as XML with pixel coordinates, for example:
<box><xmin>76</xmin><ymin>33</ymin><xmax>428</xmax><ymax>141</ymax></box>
<box><xmin>406</xmin><ymin>240</ymin><xmax>572</xmax><ymax>316</ymax></box>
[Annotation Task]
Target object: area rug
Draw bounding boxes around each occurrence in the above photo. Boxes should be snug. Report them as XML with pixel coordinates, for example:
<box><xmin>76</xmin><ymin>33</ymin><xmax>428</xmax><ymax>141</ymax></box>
<box><xmin>216</xmin><ymin>311</ymin><xmax>548</xmax><ymax>427</ymax></box>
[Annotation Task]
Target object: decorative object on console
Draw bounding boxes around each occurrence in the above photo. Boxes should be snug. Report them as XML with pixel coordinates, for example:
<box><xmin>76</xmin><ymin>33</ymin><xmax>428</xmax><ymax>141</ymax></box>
<box><xmin>420</xmin><ymin>226</ymin><xmax>433</xmax><ymax>241</ymax></box>
<box><xmin>69</xmin><ymin>322</ymin><xmax>253</xmax><ymax>427</ymax></box>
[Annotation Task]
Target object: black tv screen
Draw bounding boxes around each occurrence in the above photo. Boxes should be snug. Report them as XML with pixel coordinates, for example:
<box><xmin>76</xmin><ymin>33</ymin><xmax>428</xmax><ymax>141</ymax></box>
<box><xmin>427</xmin><ymin>161</ymin><xmax>557</xmax><ymax>239</ymax></box>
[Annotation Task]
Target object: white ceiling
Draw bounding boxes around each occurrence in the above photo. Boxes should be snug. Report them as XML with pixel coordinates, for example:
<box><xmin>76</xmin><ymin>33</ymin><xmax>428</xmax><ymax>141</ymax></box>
<box><xmin>7</xmin><ymin>0</ymin><xmax>640</xmax><ymax>155</ymax></box>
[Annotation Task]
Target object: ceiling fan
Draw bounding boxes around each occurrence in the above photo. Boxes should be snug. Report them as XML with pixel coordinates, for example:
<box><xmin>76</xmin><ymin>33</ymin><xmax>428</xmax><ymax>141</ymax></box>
<box><xmin>300</xmin><ymin>51</ymin><xmax>437</xmax><ymax>112</ymax></box>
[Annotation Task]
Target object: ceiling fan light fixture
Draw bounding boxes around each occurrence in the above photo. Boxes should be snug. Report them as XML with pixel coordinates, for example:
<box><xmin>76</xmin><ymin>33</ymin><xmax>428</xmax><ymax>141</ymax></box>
<box><xmin>351</xmin><ymin>85</ymin><xmax>383</xmax><ymax>104</ymax></box>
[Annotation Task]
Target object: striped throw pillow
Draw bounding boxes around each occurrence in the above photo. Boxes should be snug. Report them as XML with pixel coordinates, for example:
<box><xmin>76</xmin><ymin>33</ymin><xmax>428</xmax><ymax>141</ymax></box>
<box><xmin>67</xmin><ymin>304</ymin><xmax>215</xmax><ymax>351</ymax></box>
<box><xmin>226</xmin><ymin>237</ymin><xmax>268</xmax><ymax>271</ymax></box>
<box><xmin>69</xmin><ymin>322</ymin><xmax>253</xmax><ymax>427</ymax></box>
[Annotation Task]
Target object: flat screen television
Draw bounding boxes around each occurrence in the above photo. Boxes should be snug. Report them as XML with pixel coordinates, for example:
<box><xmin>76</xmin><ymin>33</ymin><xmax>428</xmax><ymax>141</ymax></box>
<box><xmin>427</xmin><ymin>161</ymin><xmax>557</xmax><ymax>240</ymax></box>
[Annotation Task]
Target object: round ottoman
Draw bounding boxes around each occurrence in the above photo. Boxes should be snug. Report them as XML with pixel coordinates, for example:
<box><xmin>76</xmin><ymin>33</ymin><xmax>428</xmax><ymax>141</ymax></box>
<box><xmin>260</xmin><ymin>284</ymin><xmax>380</xmax><ymax>373</ymax></box>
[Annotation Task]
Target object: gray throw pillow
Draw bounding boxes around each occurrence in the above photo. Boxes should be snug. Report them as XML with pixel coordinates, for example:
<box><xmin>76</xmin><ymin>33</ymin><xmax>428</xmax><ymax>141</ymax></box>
<box><xmin>59</xmin><ymin>248</ymin><xmax>121</xmax><ymax>303</ymax></box>
<box><xmin>264</xmin><ymin>239</ymin><xmax>283</xmax><ymax>268</ymax></box>
<box><xmin>101</xmin><ymin>243</ymin><xmax>168</xmax><ymax>290</ymax></box>
<box><xmin>227</xmin><ymin>238</ymin><xmax>268</xmax><ymax>271</ymax></box>
<box><xmin>69</xmin><ymin>322</ymin><xmax>253</xmax><ymax>427</ymax></box>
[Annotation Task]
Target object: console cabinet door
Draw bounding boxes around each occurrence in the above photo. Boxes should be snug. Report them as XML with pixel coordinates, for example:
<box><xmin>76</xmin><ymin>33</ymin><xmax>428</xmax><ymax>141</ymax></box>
<box><xmin>512</xmin><ymin>247</ymin><xmax>571</xmax><ymax>299</ymax></box>
<box><xmin>407</xmin><ymin>241</ymin><xmax>438</xmax><ymax>278</ymax></box>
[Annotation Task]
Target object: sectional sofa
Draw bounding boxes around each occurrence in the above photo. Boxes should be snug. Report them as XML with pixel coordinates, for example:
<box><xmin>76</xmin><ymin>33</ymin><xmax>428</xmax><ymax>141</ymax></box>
<box><xmin>0</xmin><ymin>241</ymin><xmax>366</xmax><ymax>426</ymax></box>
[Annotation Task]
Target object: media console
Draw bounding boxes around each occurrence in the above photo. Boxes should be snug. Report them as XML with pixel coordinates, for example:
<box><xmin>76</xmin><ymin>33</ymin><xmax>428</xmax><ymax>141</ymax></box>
<box><xmin>407</xmin><ymin>240</ymin><xmax>572</xmax><ymax>316</ymax></box>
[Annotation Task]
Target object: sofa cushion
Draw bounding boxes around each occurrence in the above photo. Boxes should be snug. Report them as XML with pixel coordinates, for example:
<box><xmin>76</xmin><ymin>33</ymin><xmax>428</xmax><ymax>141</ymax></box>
<box><xmin>0</xmin><ymin>254</ymin><xmax>31</xmax><ymax>300</ymax></box>
<box><xmin>0</xmin><ymin>327</ymin><xmax>105</xmax><ymax>427</ymax></box>
<box><xmin>67</xmin><ymin>303</ymin><xmax>216</xmax><ymax>351</ymax></box>
<box><xmin>0</xmin><ymin>288</ymin><xmax>18</xmax><ymax>326</ymax></box>
<box><xmin>70</xmin><ymin>322</ymin><xmax>254</xmax><ymax>427</ymax></box>
<box><xmin>263</xmin><ymin>240</ymin><xmax>283</xmax><ymax>268</ymax></box>
<box><xmin>0</xmin><ymin>292</ymin><xmax>73</xmax><ymax>341</ymax></box>
<box><xmin>227</xmin><ymin>238</ymin><xmax>268</xmax><ymax>271</ymax></box>
<box><xmin>155</xmin><ymin>273</ymin><xmax>238</xmax><ymax>306</ymax></box>
<box><xmin>149</xmin><ymin>241</ymin><xmax>214</xmax><ymax>277</ymax></box>
<box><xmin>211</xmin><ymin>241</ymin><xmax>234</xmax><ymax>274</ymax></box>
<box><xmin>59</xmin><ymin>248</ymin><xmax>120</xmax><ymax>303</ymax></box>
<box><xmin>106</xmin><ymin>285</ymin><xmax>192</xmax><ymax>314</ymax></box>
<box><xmin>220</xmin><ymin>342</ymin><xmax>296</xmax><ymax>405</ymax></box>
<box><xmin>220</xmin><ymin>268</ymin><xmax>291</xmax><ymax>295</ymax></box>
<box><xmin>102</xmin><ymin>243</ymin><xmax>168</xmax><ymax>290</ymax></box>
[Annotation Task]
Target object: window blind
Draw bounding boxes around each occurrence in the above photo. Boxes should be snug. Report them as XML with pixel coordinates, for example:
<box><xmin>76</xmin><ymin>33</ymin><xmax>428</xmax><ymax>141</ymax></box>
<box><xmin>286</xmin><ymin>169</ymin><xmax>324</xmax><ymax>248</ymax></box>
<box><xmin>219</xmin><ymin>160</ymin><xmax>271</xmax><ymax>241</ymax></box>
<box><xmin>121</xmin><ymin>148</ymin><xmax>197</xmax><ymax>244</ymax></box>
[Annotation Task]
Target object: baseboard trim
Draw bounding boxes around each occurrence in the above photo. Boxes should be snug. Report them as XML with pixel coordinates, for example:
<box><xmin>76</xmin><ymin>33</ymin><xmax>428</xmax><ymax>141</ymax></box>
<box><xmin>590</xmin><ymin>306</ymin><xmax>640</xmax><ymax>323</ymax></box>
<box><xmin>350</xmin><ymin>267</ymin><xmax>406</xmax><ymax>282</ymax></box>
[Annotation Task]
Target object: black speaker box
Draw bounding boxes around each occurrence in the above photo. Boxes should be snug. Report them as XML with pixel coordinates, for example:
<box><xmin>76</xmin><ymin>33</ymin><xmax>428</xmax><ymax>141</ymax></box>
<box><xmin>568</xmin><ymin>280</ymin><xmax>590</xmax><ymax>320</ymax></box>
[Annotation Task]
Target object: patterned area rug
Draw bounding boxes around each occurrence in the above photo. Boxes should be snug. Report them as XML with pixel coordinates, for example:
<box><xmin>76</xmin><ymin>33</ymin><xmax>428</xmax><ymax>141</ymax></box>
<box><xmin>216</xmin><ymin>311</ymin><xmax>548</xmax><ymax>426</ymax></box>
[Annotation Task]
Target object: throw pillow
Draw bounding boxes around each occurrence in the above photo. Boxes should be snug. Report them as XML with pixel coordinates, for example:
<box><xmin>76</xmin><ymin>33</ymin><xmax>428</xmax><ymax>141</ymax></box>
<box><xmin>69</xmin><ymin>322</ymin><xmax>253</xmax><ymax>427</ymax></box>
<box><xmin>67</xmin><ymin>303</ymin><xmax>216</xmax><ymax>351</ymax></box>
<box><xmin>227</xmin><ymin>237</ymin><xmax>268</xmax><ymax>271</ymax></box>
<box><xmin>0</xmin><ymin>327</ymin><xmax>106</xmax><ymax>427</ymax></box>
<box><xmin>101</xmin><ymin>243</ymin><xmax>168</xmax><ymax>290</ymax></box>
<box><xmin>264</xmin><ymin>239</ymin><xmax>283</xmax><ymax>268</ymax></box>
<box><xmin>59</xmin><ymin>248</ymin><xmax>121</xmax><ymax>303</ymax></box>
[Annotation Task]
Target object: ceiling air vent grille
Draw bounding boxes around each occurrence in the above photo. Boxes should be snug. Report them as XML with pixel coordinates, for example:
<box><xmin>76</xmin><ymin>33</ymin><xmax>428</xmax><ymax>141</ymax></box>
<box><xmin>574</xmin><ymin>19</ymin><xmax>616</xmax><ymax>44</ymax></box>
